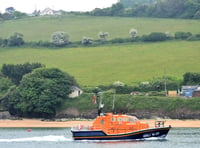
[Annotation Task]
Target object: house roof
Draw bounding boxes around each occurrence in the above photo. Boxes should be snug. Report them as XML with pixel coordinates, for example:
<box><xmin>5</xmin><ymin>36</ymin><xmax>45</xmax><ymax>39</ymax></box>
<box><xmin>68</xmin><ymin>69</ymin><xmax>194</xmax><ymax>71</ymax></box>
<box><xmin>70</xmin><ymin>86</ymin><xmax>82</xmax><ymax>91</ymax></box>
<box><xmin>182</xmin><ymin>85</ymin><xmax>199</xmax><ymax>90</ymax></box>
<box><xmin>40</xmin><ymin>8</ymin><xmax>55</xmax><ymax>15</ymax></box>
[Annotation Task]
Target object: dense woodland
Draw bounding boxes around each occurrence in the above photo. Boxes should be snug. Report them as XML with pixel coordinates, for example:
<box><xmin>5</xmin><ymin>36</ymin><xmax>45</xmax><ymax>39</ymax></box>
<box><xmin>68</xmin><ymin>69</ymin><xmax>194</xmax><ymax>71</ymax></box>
<box><xmin>90</xmin><ymin>0</ymin><xmax>200</xmax><ymax>19</ymax></box>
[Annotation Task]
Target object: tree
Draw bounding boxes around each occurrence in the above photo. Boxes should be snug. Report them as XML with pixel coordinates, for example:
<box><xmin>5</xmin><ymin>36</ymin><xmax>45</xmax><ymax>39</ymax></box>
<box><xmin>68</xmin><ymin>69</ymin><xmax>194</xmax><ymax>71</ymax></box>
<box><xmin>82</xmin><ymin>36</ymin><xmax>93</xmax><ymax>45</ymax></box>
<box><xmin>8</xmin><ymin>68</ymin><xmax>78</xmax><ymax>118</ymax></box>
<box><xmin>91</xmin><ymin>0</ymin><xmax>200</xmax><ymax>19</ymax></box>
<box><xmin>183</xmin><ymin>72</ymin><xmax>200</xmax><ymax>85</ymax></box>
<box><xmin>109</xmin><ymin>2</ymin><xmax>125</xmax><ymax>16</ymax></box>
<box><xmin>13</xmin><ymin>11</ymin><xmax>27</xmax><ymax>19</ymax></box>
<box><xmin>98</xmin><ymin>31</ymin><xmax>109</xmax><ymax>42</ymax></box>
<box><xmin>1</xmin><ymin>62</ymin><xmax>44</xmax><ymax>85</ymax></box>
<box><xmin>5</xmin><ymin>7</ymin><xmax>15</xmax><ymax>14</ymax></box>
<box><xmin>51</xmin><ymin>31</ymin><xmax>70</xmax><ymax>47</ymax></box>
<box><xmin>0</xmin><ymin>77</ymin><xmax>14</xmax><ymax>96</ymax></box>
<box><xmin>7</xmin><ymin>32</ymin><xmax>24</xmax><ymax>46</ymax></box>
<box><xmin>129</xmin><ymin>28</ymin><xmax>138</xmax><ymax>39</ymax></box>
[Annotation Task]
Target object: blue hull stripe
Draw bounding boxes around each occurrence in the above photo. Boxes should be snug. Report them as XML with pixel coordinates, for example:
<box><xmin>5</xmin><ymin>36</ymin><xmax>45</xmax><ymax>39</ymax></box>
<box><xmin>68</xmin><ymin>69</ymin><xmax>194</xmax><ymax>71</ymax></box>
<box><xmin>72</xmin><ymin>127</ymin><xmax>171</xmax><ymax>140</ymax></box>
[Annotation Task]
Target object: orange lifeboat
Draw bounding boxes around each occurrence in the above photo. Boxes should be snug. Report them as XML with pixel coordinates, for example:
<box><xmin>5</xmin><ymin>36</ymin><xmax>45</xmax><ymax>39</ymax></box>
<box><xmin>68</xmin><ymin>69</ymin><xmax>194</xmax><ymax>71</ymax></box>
<box><xmin>71</xmin><ymin>113</ymin><xmax>171</xmax><ymax>140</ymax></box>
<box><xmin>71</xmin><ymin>92</ymin><xmax>171</xmax><ymax>141</ymax></box>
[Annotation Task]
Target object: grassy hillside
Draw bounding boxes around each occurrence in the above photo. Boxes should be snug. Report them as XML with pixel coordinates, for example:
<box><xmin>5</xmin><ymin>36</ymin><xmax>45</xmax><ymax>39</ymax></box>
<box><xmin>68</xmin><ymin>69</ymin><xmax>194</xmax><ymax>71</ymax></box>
<box><xmin>0</xmin><ymin>41</ymin><xmax>199</xmax><ymax>86</ymax></box>
<box><xmin>0</xmin><ymin>15</ymin><xmax>200</xmax><ymax>42</ymax></box>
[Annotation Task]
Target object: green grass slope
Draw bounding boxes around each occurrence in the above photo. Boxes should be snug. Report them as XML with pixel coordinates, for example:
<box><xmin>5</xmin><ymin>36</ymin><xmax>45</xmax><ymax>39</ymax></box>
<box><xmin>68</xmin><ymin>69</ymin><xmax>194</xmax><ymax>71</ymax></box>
<box><xmin>0</xmin><ymin>41</ymin><xmax>199</xmax><ymax>86</ymax></box>
<box><xmin>0</xmin><ymin>15</ymin><xmax>200</xmax><ymax>42</ymax></box>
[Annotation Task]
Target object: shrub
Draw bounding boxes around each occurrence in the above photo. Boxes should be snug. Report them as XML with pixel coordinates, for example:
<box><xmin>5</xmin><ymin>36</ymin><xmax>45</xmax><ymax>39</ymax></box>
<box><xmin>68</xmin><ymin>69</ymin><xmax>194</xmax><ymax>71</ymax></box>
<box><xmin>175</xmin><ymin>32</ymin><xmax>192</xmax><ymax>40</ymax></box>
<box><xmin>98</xmin><ymin>31</ymin><xmax>109</xmax><ymax>42</ymax></box>
<box><xmin>82</xmin><ymin>37</ymin><xmax>93</xmax><ymax>45</ymax></box>
<box><xmin>187</xmin><ymin>34</ymin><xmax>200</xmax><ymax>41</ymax></box>
<box><xmin>142</xmin><ymin>32</ymin><xmax>168</xmax><ymax>42</ymax></box>
<box><xmin>51</xmin><ymin>31</ymin><xmax>70</xmax><ymax>47</ymax></box>
<box><xmin>129</xmin><ymin>28</ymin><xmax>138</xmax><ymax>39</ymax></box>
<box><xmin>110</xmin><ymin>38</ymin><xmax>127</xmax><ymax>43</ymax></box>
<box><xmin>7</xmin><ymin>32</ymin><xmax>24</xmax><ymax>47</ymax></box>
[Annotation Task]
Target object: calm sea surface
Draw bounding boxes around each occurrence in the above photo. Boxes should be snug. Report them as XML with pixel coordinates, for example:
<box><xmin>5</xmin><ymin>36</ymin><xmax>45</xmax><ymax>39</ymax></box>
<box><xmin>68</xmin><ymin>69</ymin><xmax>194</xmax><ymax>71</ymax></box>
<box><xmin>0</xmin><ymin>128</ymin><xmax>199</xmax><ymax>148</ymax></box>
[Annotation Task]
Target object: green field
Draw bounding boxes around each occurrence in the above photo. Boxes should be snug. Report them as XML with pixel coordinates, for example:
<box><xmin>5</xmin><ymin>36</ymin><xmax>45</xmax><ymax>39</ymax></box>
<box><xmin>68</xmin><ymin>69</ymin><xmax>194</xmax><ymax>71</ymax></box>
<box><xmin>0</xmin><ymin>41</ymin><xmax>200</xmax><ymax>86</ymax></box>
<box><xmin>0</xmin><ymin>15</ymin><xmax>200</xmax><ymax>86</ymax></box>
<box><xmin>0</xmin><ymin>15</ymin><xmax>200</xmax><ymax>42</ymax></box>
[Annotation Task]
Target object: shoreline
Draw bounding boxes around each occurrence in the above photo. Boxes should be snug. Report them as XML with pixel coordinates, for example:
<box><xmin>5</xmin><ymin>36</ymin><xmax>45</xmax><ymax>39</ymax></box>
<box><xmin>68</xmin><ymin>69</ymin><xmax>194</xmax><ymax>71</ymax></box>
<box><xmin>0</xmin><ymin>119</ymin><xmax>200</xmax><ymax>128</ymax></box>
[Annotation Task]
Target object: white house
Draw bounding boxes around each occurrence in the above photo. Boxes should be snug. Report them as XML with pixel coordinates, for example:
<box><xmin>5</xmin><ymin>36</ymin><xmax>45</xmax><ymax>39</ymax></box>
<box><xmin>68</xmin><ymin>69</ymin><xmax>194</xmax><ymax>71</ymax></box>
<box><xmin>40</xmin><ymin>8</ymin><xmax>55</xmax><ymax>15</ymax></box>
<box><xmin>69</xmin><ymin>86</ymin><xmax>83</xmax><ymax>98</ymax></box>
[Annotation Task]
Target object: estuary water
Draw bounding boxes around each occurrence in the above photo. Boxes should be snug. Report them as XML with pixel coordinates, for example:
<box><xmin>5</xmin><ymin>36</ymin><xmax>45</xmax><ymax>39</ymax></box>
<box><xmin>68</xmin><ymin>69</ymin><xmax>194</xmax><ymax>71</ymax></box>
<box><xmin>0</xmin><ymin>128</ymin><xmax>199</xmax><ymax>148</ymax></box>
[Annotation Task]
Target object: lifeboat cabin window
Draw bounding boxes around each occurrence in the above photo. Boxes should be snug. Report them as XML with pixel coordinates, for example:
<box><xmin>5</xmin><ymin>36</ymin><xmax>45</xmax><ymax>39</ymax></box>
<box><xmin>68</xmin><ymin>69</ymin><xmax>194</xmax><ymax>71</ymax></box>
<box><xmin>128</xmin><ymin>116</ymin><xmax>138</xmax><ymax>123</ymax></box>
<box><xmin>123</xmin><ymin>117</ymin><xmax>128</xmax><ymax>122</ymax></box>
<box><xmin>118</xmin><ymin>117</ymin><xmax>123</xmax><ymax>122</ymax></box>
<box><xmin>111</xmin><ymin>117</ymin><xmax>116</xmax><ymax>122</ymax></box>
<box><xmin>100</xmin><ymin>119</ymin><xmax>104</xmax><ymax>125</ymax></box>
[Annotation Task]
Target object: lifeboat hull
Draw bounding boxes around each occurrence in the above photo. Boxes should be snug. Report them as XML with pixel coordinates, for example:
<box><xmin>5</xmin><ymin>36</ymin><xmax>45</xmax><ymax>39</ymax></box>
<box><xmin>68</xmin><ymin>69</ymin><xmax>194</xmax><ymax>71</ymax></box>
<box><xmin>71</xmin><ymin>127</ymin><xmax>171</xmax><ymax>141</ymax></box>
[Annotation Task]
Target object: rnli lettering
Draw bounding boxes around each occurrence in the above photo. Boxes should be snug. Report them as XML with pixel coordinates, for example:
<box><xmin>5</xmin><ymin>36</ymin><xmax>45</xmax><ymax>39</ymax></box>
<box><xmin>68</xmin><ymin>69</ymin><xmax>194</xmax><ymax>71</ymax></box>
<box><xmin>143</xmin><ymin>132</ymin><xmax>160</xmax><ymax>138</ymax></box>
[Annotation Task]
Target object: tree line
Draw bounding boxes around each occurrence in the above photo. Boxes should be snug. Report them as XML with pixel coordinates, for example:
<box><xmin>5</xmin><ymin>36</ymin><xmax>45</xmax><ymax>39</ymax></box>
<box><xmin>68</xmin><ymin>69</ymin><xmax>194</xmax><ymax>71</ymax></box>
<box><xmin>89</xmin><ymin>0</ymin><xmax>200</xmax><ymax>19</ymax></box>
<box><xmin>0</xmin><ymin>0</ymin><xmax>199</xmax><ymax>21</ymax></box>
<box><xmin>0</xmin><ymin>7</ymin><xmax>28</xmax><ymax>20</ymax></box>
<box><xmin>1</xmin><ymin>30</ymin><xmax>200</xmax><ymax>48</ymax></box>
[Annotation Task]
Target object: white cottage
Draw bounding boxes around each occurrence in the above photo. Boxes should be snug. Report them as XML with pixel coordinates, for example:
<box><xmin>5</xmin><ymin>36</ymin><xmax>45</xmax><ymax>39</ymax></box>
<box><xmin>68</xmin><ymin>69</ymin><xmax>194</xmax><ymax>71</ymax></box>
<box><xmin>40</xmin><ymin>8</ymin><xmax>55</xmax><ymax>15</ymax></box>
<box><xmin>69</xmin><ymin>86</ymin><xmax>83</xmax><ymax>98</ymax></box>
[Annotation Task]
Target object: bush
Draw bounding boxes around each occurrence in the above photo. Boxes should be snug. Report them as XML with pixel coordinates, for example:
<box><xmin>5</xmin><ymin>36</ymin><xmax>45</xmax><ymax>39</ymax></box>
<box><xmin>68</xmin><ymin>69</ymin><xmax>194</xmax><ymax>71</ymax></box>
<box><xmin>187</xmin><ymin>34</ymin><xmax>200</xmax><ymax>41</ymax></box>
<box><xmin>7</xmin><ymin>32</ymin><xmax>24</xmax><ymax>47</ymax></box>
<box><xmin>51</xmin><ymin>31</ymin><xmax>70</xmax><ymax>47</ymax></box>
<box><xmin>110</xmin><ymin>38</ymin><xmax>132</xmax><ymax>44</ymax></box>
<box><xmin>98</xmin><ymin>32</ymin><xmax>109</xmax><ymax>42</ymax></box>
<box><xmin>148</xmin><ymin>91</ymin><xmax>166</xmax><ymax>96</ymax></box>
<box><xmin>175</xmin><ymin>32</ymin><xmax>192</xmax><ymax>40</ymax></box>
<box><xmin>129</xmin><ymin>28</ymin><xmax>138</xmax><ymax>39</ymax></box>
<box><xmin>142</xmin><ymin>32</ymin><xmax>168</xmax><ymax>42</ymax></box>
<box><xmin>82</xmin><ymin>37</ymin><xmax>93</xmax><ymax>45</ymax></box>
<box><xmin>183</xmin><ymin>72</ymin><xmax>200</xmax><ymax>85</ymax></box>
<box><xmin>1</xmin><ymin>62</ymin><xmax>44</xmax><ymax>85</ymax></box>
<box><xmin>8</xmin><ymin>68</ymin><xmax>77</xmax><ymax>118</ymax></box>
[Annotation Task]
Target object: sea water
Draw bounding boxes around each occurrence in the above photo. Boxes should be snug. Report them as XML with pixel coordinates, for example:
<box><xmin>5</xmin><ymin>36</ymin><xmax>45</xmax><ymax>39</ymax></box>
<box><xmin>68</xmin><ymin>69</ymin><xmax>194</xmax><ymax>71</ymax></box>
<box><xmin>0</xmin><ymin>128</ymin><xmax>199</xmax><ymax>148</ymax></box>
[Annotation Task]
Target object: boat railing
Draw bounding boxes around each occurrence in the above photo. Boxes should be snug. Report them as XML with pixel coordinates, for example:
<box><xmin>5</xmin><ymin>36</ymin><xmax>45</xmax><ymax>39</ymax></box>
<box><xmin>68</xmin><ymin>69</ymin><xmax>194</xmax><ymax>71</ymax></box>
<box><xmin>71</xmin><ymin>124</ymin><xmax>92</xmax><ymax>131</ymax></box>
<box><xmin>155</xmin><ymin>121</ymin><xmax>165</xmax><ymax>128</ymax></box>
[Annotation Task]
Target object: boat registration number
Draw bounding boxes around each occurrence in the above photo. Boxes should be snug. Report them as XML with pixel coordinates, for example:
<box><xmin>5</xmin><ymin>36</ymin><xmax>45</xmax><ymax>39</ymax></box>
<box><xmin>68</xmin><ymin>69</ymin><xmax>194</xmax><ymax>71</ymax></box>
<box><xmin>143</xmin><ymin>132</ymin><xmax>160</xmax><ymax>138</ymax></box>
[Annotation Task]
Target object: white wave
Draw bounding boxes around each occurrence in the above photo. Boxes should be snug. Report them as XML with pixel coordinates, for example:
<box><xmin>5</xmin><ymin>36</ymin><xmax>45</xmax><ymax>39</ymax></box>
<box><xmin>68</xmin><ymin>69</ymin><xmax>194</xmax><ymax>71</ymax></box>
<box><xmin>0</xmin><ymin>135</ymin><xmax>73</xmax><ymax>142</ymax></box>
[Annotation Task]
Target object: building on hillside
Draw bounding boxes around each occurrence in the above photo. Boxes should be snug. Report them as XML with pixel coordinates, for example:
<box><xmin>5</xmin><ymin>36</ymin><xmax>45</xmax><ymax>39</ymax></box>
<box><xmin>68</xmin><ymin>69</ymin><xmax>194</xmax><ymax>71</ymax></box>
<box><xmin>69</xmin><ymin>86</ymin><xmax>83</xmax><ymax>98</ymax></box>
<box><xmin>30</xmin><ymin>10</ymin><xmax>40</xmax><ymax>16</ymax></box>
<box><xmin>181</xmin><ymin>85</ymin><xmax>199</xmax><ymax>98</ymax></box>
<box><xmin>40</xmin><ymin>8</ymin><xmax>55</xmax><ymax>15</ymax></box>
<box><xmin>168</xmin><ymin>91</ymin><xmax>177</xmax><ymax>97</ymax></box>
<box><xmin>192</xmin><ymin>87</ymin><xmax>200</xmax><ymax>97</ymax></box>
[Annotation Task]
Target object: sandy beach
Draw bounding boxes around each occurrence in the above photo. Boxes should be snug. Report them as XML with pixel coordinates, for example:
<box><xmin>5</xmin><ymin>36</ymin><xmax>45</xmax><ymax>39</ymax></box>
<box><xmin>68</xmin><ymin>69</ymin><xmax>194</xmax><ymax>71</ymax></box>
<box><xmin>0</xmin><ymin>119</ymin><xmax>200</xmax><ymax>128</ymax></box>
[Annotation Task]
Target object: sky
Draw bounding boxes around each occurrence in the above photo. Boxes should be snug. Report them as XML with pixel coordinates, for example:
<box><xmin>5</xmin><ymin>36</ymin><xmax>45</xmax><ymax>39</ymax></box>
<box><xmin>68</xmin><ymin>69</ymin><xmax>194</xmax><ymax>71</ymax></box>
<box><xmin>0</xmin><ymin>0</ymin><xmax>118</xmax><ymax>13</ymax></box>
